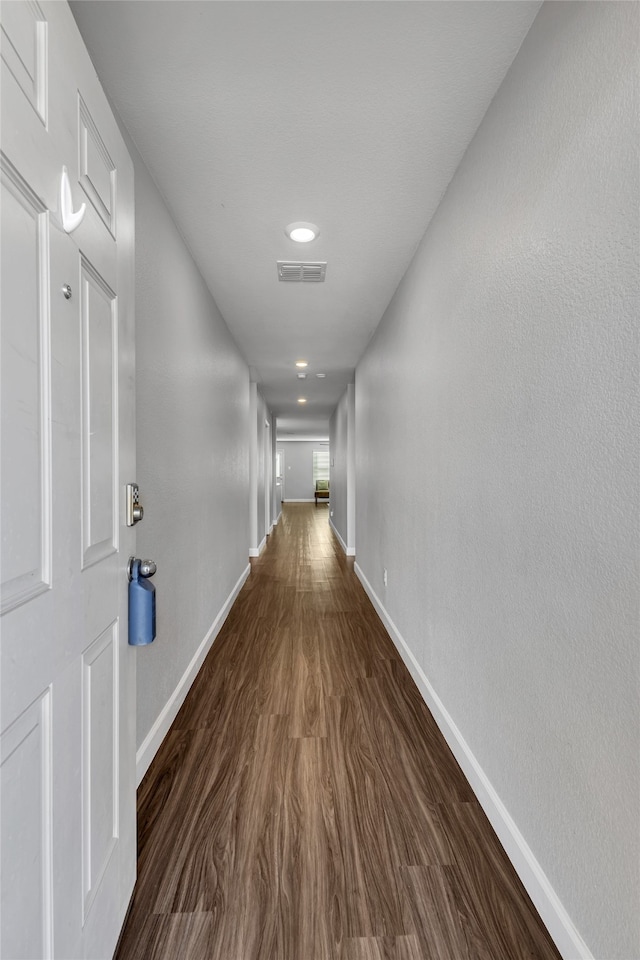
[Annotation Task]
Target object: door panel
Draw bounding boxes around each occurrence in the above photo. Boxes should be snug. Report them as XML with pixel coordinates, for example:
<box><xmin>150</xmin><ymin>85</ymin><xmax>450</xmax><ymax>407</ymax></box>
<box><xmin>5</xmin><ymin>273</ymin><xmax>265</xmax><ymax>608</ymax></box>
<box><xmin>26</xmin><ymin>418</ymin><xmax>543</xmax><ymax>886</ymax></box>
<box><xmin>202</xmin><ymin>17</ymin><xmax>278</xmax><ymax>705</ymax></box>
<box><xmin>0</xmin><ymin>690</ymin><xmax>53</xmax><ymax>960</ymax></box>
<box><xmin>0</xmin><ymin>0</ymin><xmax>47</xmax><ymax>124</ymax></box>
<box><xmin>0</xmin><ymin>158</ymin><xmax>51</xmax><ymax>614</ymax></box>
<box><xmin>80</xmin><ymin>255</ymin><xmax>118</xmax><ymax>569</ymax></box>
<box><xmin>1</xmin><ymin>3</ymin><xmax>136</xmax><ymax>958</ymax></box>
<box><xmin>82</xmin><ymin>621</ymin><xmax>118</xmax><ymax>922</ymax></box>
<box><xmin>78</xmin><ymin>93</ymin><xmax>116</xmax><ymax>235</ymax></box>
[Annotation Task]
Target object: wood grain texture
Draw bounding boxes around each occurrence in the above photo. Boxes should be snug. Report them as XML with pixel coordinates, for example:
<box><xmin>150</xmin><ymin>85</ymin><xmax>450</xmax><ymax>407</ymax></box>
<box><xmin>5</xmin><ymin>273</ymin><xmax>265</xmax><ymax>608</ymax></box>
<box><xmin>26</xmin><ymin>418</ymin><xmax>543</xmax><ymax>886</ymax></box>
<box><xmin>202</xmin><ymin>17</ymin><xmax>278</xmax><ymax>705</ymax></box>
<box><xmin>116</xmin><ymin>504</ymin><xmax>561</xmax><ymax>960</ymax></box>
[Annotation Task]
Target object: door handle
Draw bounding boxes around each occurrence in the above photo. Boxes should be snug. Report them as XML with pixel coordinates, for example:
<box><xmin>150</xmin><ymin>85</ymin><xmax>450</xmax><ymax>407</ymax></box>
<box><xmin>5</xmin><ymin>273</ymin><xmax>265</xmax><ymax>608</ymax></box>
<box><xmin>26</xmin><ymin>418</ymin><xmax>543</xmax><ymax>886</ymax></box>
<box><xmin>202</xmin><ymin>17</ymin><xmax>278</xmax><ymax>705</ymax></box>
<box><xmin>127</xmin><ymin>558</ymin><xmax>156</xmax><ymax>581</ymax></box>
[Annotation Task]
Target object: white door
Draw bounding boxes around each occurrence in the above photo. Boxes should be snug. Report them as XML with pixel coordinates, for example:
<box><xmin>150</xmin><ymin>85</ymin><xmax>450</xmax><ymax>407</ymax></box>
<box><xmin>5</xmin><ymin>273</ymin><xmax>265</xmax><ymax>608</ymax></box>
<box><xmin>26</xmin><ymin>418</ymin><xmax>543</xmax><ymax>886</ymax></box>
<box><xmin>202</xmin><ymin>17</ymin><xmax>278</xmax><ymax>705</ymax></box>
<box><xmin>1</xmin><ymin>3</ymin><xmax>136</xmax><ymax>958</ymax></box>
<box><xmin>265</xmin><ymin>419</ymin><xmax>271</xmax><ymax>535</ymax></box>
<box><xmin>276</xmin><ymin>450</ymin><xmax>284</xmax><ymax>502</ymax></box>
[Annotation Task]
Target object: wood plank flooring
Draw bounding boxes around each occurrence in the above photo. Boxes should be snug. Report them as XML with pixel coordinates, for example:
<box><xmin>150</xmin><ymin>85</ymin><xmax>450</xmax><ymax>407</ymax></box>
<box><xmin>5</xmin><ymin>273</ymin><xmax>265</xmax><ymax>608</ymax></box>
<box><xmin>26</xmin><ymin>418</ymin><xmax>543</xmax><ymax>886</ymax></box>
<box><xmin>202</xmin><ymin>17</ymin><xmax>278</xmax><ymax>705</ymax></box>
<box><xmin>116</xmin><ymin>504</ymin><xmax>561</xmax><ymax>960</ymax></box>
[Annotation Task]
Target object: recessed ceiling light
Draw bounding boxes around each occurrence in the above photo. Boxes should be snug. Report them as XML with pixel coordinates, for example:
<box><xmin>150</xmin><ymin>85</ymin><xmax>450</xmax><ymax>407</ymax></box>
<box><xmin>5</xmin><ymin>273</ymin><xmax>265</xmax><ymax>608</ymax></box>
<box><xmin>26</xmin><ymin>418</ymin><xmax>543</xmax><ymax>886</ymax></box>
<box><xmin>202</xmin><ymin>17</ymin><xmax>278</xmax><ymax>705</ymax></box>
<box><xmin>295</xmin><ymin>361</ymin><xmax>308</xmax><ymax>368</ymax></box>
<box><xmin>298</xmin><ymin>398</ymin><xmax>307</xmax><ymax>404</ymax></box>
<box><xmin>316</xmin><ymin>373</ymin><xmax>326</xmax><ymax>378</ymax></box>
<box><xmin>297</xmin><ymin>373</ymin><xmax>307</xmax><ymax>379</ymax></box>
<box><xmin>286</xmin><ymin>222</ymin><xmax>319</xmax><ymax>243</ymax></box>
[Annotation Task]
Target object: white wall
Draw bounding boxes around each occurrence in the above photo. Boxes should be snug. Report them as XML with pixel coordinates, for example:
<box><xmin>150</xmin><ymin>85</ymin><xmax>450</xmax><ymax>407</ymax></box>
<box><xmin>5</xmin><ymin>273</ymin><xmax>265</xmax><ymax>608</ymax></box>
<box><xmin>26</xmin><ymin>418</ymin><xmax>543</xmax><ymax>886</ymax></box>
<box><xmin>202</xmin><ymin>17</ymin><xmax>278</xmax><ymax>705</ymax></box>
<box><xmin>329</xmin><ymin>385</ymin><xmax>356</xmax><ymax>555</ymax></box>
<box><xmin>277</xmin><ymin>440</ymin><xmax>329</xmax><ymax>502</ymax></box>
<box><xmin>129</xmin><ymin>134</ymin><xmax>251</xmax><ymax>778</ymax></box>
<box><xmin>355</xmin><ymin>4</ymin><xmax>639</xmax><ymax>959</ymax></box>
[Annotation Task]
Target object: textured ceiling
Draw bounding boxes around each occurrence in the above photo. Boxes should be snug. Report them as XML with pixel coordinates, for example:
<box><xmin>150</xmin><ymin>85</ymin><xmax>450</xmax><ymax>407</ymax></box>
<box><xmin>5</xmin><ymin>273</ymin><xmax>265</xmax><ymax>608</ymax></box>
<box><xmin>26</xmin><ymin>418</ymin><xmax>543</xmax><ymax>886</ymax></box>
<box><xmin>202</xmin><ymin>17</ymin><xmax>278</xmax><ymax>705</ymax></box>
<box><xmin>70</xmin><ymin>0</ymin><xmax>540</xmax><ymax>436</ymax></box>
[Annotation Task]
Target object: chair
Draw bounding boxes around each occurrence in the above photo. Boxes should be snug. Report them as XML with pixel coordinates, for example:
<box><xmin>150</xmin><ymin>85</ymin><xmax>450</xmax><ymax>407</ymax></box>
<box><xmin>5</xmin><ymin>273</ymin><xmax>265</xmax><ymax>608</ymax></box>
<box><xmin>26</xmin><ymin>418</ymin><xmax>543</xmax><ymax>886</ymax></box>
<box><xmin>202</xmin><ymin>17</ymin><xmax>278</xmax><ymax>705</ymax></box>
<box><xmin>315</xmin><ymin>479</ymin><xmax>330</xmax><ymax>505</ymax></box>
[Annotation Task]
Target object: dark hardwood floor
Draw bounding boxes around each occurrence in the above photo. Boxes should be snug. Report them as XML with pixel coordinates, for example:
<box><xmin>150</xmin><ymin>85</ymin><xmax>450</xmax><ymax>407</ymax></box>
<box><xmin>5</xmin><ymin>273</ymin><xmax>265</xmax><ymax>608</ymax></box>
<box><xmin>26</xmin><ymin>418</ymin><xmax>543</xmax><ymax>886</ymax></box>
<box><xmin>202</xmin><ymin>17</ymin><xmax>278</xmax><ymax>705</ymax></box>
<box><xmin>116</xmin><ymin>504</ymin><xmax>561</xmax><ymax>960</ymax></box>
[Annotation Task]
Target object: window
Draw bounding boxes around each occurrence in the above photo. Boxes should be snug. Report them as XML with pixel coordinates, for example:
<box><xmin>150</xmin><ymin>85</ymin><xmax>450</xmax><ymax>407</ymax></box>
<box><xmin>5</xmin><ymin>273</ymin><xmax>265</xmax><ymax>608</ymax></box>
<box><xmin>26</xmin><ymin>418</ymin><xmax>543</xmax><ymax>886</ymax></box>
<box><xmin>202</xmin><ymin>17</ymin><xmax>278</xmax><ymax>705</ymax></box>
<box><xmin>313</xmin><ymin>450</ymin><xmax>330</xmax><ymax>483</ymax></box>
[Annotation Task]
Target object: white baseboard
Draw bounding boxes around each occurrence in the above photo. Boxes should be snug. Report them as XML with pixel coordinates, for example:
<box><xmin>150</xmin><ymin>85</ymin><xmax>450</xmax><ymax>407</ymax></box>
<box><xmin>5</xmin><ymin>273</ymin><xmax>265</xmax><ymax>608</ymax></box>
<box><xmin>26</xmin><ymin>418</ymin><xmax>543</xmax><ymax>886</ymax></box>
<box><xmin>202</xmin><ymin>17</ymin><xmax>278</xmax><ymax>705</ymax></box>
<box><xmin>354</xmin><ymin>561</ymin><xmax>593</xmax><ymax>960</ymax></box>
<box><xmin>329</xmin><ymin>518</ymin><xmax>356</xmax><ymax>557</ymax></box>
<box><xmin>136</xmin><ymin>563</ymin><xmax>251</xmax><ymax>786</ymax></box>
<box><xmin>249</xmin><ymin>536</ymin><xmax>266</xmax><ymax>558</ymax></box>
<box><xmin>273</xmin><ymin>509</ymin><xmax>282</xmax><ymax>526</ymax></box>
<box><xmin>283</xmin><ymin>498</ymin><xmax>315</xmax><ymax>502</ymax></box>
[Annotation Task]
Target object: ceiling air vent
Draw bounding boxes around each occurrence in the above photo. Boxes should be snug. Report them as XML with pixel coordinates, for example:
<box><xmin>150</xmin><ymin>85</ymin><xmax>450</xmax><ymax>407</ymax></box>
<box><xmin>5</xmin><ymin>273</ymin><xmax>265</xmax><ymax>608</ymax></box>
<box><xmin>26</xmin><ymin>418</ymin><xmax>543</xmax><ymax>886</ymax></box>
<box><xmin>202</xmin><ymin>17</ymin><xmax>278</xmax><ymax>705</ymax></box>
<box><xmin>277</xmin><ymin>261</ymin><xmax>327</xmax><ymax>282</ymax></box>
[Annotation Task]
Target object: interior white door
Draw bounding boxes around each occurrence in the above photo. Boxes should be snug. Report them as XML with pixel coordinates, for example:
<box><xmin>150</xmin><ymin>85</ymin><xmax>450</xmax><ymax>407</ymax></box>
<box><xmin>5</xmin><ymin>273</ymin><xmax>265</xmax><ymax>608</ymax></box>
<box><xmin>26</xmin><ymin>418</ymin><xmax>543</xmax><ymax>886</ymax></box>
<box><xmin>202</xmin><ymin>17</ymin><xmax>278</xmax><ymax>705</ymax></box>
<box><xmin>276</xmin><ymin>450</ymin><xmax>284</xmax><ymax>502</ymax></box>
<box><xmin>1</xmin><ymin>3</ymin><xmax>136</xmax><ymax>958</ymax></box>
<box><xmin>265</xmin><ymin>419</ymin><xmax>272</xmax><ymax>535</ymax></box>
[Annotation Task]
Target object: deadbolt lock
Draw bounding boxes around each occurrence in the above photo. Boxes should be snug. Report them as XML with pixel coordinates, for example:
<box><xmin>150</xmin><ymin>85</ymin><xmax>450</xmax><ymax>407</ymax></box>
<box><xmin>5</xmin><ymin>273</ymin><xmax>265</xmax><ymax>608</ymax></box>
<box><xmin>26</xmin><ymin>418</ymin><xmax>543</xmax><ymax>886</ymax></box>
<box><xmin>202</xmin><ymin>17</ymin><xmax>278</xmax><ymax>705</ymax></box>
<box><xmin>126</xmin><ymin>483</ymin><xmax>144</xmax><ymax>526</ymax></box>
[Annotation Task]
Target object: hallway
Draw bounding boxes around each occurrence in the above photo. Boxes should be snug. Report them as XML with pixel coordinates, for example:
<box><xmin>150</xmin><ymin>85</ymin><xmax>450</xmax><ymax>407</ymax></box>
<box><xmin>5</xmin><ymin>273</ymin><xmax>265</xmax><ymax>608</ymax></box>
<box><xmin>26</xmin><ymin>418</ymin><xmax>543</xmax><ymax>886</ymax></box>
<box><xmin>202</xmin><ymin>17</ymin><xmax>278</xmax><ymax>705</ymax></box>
<box><xmin>116</xmin><ymin>505</ymin><xmax>560</xmax><ymax>960</ymax></box>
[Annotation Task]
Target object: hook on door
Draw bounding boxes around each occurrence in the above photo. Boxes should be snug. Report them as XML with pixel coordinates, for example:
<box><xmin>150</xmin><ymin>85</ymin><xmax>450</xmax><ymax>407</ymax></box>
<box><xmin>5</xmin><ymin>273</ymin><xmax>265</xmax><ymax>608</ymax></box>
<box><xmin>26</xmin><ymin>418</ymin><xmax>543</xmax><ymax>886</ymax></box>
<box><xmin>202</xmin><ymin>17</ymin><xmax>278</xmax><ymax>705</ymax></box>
<box><xmin>60</xmin><ymin>165</ymin><xmax>86</xmax><ymax>233</ymax></box>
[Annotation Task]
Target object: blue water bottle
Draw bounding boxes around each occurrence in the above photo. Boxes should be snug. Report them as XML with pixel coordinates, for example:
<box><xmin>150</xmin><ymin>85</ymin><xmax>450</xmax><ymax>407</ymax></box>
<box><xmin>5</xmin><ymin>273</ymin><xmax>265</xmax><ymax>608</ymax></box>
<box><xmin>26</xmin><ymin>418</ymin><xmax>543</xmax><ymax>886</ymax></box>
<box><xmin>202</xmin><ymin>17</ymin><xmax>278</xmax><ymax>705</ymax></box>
<box><xmin>128</xmin><ymin>558</ymin><xmax>157</xmax><ymax>646</ymax></box>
